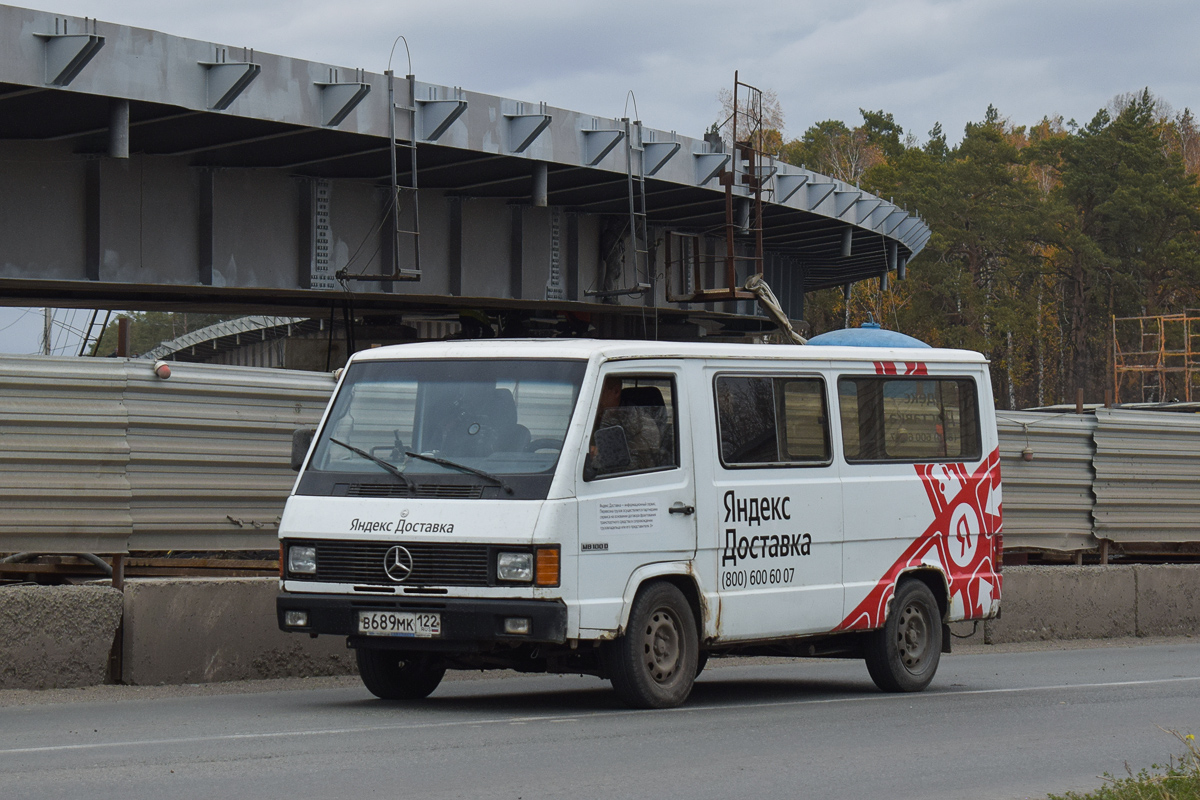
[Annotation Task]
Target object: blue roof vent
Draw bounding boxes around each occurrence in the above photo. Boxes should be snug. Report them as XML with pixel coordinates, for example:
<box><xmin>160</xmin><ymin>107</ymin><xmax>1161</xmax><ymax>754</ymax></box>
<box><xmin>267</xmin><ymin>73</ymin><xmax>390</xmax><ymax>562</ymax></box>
<box><xmin>807</xmin><ymin>320</ymin><xmax>931</xmax><ymax>349</ymax></box>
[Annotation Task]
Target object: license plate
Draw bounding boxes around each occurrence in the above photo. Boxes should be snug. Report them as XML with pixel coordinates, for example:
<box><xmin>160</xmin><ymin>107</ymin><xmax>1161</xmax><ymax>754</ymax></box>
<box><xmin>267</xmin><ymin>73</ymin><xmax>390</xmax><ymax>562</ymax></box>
<box><xmin>357</xmin><ymin>611</ymin><xmax>441</xmax><ymax>638</ymax></box>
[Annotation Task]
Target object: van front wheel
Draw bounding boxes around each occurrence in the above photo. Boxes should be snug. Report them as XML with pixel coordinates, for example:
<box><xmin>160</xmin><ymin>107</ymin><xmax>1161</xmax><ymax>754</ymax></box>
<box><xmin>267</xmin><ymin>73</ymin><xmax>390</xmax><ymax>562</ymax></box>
<box><xmin>864</xmin><ymin>579</ymin><xmax>942</xmax><ymax>692</ymax></box>
<box><xmin>607</xmin><ymin>582</ymin><xmax>698</xmax><ymax>709</ymax></box>
<box><xmin>355</xmin><ymin>648</ymin><xmax>446</xmax><ymax>700</ymax></box>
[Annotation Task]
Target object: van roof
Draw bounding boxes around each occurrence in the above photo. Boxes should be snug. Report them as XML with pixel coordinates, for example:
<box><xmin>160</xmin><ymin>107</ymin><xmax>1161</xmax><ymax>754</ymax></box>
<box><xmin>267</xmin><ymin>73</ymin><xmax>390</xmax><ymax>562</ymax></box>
<box><xmin>349</xmin><ymin>339</ymin><xmax>988</xmax><ymax>366</ymax></box>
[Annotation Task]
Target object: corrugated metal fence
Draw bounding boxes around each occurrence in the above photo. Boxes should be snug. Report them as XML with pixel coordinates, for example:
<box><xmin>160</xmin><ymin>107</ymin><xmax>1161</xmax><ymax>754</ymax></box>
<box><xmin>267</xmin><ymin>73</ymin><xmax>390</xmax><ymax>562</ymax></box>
<box><xmin>0</xmin><ymin>357</ymin><xmax>131</xmax><ymax>553</ymax></box>
<box><xmin>0</xmin><ymin>356</ymin><xmax>334</xmax><ymax>553</ymax></box>
<box><xmin>1092</xmin><ymin>408</ymin><xmax>1200</xmax><ymax>544</ymax></box>
<box><xmin>997</xmin><ymin>408</ymin><xmax>1200</xmax><ymax>551</ymax></box>
<box><xmin>996</xmin><ymin>411</ymin><xmax>1098</xmax><ymax>552</ymax></box>
<box><xmin>3</xmin><ymin>356</ymin><xmax>1199</xmax><ymax>554</ymax></box>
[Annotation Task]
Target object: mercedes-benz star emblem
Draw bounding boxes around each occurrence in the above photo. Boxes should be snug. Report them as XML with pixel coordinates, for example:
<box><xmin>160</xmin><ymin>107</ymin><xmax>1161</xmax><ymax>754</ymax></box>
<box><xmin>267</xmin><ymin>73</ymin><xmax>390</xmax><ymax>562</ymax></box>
<box><xmin>383</xmin><ymin>545</ymin><xmax>414</xmax><ymax>583</ymax></box>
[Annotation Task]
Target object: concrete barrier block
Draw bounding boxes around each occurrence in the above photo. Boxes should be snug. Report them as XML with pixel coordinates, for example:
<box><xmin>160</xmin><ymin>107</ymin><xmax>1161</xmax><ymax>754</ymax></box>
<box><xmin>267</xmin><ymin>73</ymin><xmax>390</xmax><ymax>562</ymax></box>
<box><xmin>122</xmin><ymin>578</ymin><xmax>354</xmax><ymax>685</ymax></box>
<box><xmin>984</xmin><ymin>566</ymin><xmax>1137</xmax><ymax>643</ymax></box>
<box><xmin>1134</xmin><ymin>565</ymin><xmax>1200</xmax><ymax>636</ymax></box>
<box><xmin>0</xmin><ymin>585</ymin><xmax>123</xmax><ymax>689</ymax></box>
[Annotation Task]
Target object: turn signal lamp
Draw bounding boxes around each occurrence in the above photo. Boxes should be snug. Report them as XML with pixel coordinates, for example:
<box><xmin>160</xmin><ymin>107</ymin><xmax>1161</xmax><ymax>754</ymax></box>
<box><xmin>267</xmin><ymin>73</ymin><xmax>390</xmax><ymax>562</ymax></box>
<box><xmin>535</xmin><ymin>547</ymin><xmax>560</xmax><ymax>587</ymax></box>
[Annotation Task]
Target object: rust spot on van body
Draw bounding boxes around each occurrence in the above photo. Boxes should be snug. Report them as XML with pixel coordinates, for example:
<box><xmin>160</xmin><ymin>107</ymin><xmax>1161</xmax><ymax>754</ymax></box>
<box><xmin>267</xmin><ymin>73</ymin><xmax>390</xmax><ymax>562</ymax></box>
<box><xmin>686</xmin><ymin>561</ymin><xmax>721</xmax><ymax>641</ymax></box>
<box><xmin>897</xmin><ymin>566</ymin><xmax>951</xmax><ymax>621</ymax></box>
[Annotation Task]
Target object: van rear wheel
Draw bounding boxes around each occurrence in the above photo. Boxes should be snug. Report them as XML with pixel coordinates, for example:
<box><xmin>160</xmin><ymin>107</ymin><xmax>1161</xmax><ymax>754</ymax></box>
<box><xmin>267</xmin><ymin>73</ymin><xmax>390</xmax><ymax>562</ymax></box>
<box><xmin>865</xmin><ymin>580</ymin><xmax>942</xmax><ymax>692</ymax></box>
<box><xmin>355</xmin><ymin>648</ymin><xmax>446</xmax><ymax>700</ymax></box>
<box><xmin>607</xmin><ymin>582</ymin><xmax>698</xmax><ymax>709</ymax></box>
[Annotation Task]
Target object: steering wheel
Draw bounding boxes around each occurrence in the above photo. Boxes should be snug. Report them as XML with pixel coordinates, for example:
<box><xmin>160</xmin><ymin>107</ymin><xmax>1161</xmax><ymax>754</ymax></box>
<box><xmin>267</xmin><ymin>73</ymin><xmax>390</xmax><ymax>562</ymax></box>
<box><xmin>525</xmin><ymin>438</ymin><xmax>563</xmax><ymax>453</ymax></box>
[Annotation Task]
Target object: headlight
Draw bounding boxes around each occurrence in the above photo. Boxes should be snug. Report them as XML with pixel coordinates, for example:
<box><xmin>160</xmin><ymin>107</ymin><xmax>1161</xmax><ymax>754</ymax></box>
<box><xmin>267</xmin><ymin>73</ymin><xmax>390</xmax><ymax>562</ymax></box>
<box><xmin>496</xmin><ymin>552</ymin><xmax>533</xmax><ymax>582</ymax></box>
<box><xmin>288</xmin><ymin>545</ymin><xmax>317</xmax><ymax>575</ymax></box>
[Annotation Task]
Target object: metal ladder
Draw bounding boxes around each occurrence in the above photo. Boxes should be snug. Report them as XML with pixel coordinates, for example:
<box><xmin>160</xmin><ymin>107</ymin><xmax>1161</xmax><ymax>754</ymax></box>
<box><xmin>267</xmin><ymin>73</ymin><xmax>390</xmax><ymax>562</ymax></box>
<box><xmin>78</xmin><ymin>309</ymin><xmax>112</xmax><ymax>356</ymax></box>
<box><xmin>586</xmin><ymin>118</ymin><xmax>652</xmax><ymax>299</ymax></box>
<box><xmin>337</xmin><ymin>70</ymin><xmax>421</xmax><ymax>282</ymax></box>
<box><xmin>625</xmin><ymin>118</ymin><xmax>652</xmax><ymax>298</ymax></box>
<box><xmin>391</xmin><ymin>72</ymin><xmax>421</xmax><ymax>279</ymax></box>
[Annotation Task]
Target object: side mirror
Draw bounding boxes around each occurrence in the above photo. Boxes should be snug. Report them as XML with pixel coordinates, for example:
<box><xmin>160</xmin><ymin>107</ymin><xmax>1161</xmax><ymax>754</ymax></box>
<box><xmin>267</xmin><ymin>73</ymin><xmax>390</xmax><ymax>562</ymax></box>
<box><xmin>291</xmin><ymin>427</ymin><xmax>317</xmax><ymax>472</ymax></box>
<box><xmin>591</xmin><ymin>425</ymin><xmax>631</xmax><ymax>475</ymax></box>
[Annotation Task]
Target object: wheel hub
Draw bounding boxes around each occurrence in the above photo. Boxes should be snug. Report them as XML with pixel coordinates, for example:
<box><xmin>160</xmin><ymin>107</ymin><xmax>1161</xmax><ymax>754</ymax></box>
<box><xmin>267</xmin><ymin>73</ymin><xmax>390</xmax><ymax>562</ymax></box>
<box><xmin>643</xmin><ymin>608</ymin><xmax>681</xmax><ymax>682</ymax></box>
<box><xmin>896</xmin><ymin>601</ymin><xmax>930</xmax><ymax>672</ymax></box>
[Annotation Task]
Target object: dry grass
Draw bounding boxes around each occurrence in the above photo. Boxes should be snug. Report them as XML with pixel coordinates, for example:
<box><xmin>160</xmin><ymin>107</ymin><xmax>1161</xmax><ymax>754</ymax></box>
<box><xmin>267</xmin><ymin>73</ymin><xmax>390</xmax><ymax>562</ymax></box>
<box><xmin>1050</xmin><ymin>728</ymin><xmax>1200</xmax><ymax>800</ymax></box>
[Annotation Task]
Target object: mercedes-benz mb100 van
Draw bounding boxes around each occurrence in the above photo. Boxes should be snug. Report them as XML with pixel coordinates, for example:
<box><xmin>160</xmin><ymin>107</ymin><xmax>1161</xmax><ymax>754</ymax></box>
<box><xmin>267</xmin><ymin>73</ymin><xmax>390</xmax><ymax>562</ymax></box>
<box><xmin>277</xmin><ymin>337</ymin><xmax>1002</xmax><ymax>708</ymax></box>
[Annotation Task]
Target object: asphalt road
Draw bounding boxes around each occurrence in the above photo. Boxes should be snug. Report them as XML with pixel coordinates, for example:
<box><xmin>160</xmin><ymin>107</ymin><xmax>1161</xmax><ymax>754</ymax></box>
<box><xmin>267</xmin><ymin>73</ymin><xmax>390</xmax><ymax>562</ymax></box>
<box><xmin>2</xmin><ymin>640</ymin><xmax>1198</xmax><ymax>800</ymax></box>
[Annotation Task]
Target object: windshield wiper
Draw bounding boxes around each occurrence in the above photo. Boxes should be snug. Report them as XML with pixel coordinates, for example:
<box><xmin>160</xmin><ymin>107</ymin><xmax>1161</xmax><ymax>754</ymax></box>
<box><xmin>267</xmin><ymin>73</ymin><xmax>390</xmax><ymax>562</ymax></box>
<box><xmin>404</xmin><ymin>451</ymin><xmax>513</xmax><ymax>495</ymax></box>
<box><xmin>329</xmin><ymin>438</ymin><xmax>412</xmax><ymax>488</ymax></box>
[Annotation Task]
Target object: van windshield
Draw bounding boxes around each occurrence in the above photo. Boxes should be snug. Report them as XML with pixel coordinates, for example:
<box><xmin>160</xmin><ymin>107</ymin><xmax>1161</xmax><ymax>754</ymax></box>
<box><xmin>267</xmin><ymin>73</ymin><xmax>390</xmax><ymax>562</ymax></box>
<box><xmin>296</xmin><ymin>358</ymin><xmax>586</xmax><ymax>500</ymax></box>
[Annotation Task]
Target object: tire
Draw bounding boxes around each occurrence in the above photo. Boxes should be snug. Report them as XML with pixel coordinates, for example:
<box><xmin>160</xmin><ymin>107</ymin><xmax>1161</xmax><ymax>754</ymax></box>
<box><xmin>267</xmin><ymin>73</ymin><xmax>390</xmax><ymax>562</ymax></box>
<box><xmin>355</xmin><ymin>648</ymin><xmax>446</xmax><ymax>700</ymax></box>
<box><xmin>865</xmin><ymin>579</ymin><xmax>943</xmax><ymax>693</ymax></box>
<box><xmin>606</xmin><ymin>582</ymin><xmax>698</xmax><ymax>709</ymax></box>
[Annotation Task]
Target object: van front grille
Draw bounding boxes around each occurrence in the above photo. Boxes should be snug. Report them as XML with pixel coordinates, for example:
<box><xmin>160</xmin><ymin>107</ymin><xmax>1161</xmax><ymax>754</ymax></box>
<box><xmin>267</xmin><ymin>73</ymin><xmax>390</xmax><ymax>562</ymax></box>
<box><xmin>291</xmin><ymin>539</ymin><xmax>491</xmax><ymax>587</ymax></box>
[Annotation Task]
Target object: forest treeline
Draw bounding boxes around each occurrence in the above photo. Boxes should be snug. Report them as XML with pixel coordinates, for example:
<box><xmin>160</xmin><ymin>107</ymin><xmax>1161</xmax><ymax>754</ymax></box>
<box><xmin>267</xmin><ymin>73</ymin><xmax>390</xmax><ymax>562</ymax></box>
<box><xmin>760</xmin><ymin>88</ymin><xmax>1200</xmax><ymax>408</ymax></box>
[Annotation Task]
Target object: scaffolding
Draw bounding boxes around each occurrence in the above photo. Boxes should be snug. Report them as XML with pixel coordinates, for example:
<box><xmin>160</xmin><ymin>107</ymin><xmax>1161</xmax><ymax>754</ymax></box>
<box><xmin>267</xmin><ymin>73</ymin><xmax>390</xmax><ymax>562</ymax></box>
<box><xmin>667</xmin><ymin>71</ymin><xmax>767</xmax><ymax>303</ymax></box>
<box><xmin>1112</xmin><ymin>311</ymin><xmax>1200</xmax><ymax>403</ymax></box>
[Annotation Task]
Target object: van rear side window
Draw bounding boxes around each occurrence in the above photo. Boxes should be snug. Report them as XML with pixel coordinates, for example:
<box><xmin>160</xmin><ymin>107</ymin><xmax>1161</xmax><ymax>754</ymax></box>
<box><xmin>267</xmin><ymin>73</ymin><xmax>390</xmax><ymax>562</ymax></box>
<box><xmin>715</xmin><ymin>376</ymin><xmax>831</xmax><ymax>467</ymax></box>
<box><xmin>838</xmin><ymin>377</ymin><xmax>981</xmax><ymax>463</ymax></box>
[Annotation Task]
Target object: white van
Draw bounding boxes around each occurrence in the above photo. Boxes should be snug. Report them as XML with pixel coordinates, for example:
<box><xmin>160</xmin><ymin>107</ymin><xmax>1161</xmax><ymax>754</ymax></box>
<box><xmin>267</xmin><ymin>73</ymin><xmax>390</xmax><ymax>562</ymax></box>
<box><xmin>277</xmin><ymin>338</ymin><xmax>1002</xmax><ymax>708</ymax></box>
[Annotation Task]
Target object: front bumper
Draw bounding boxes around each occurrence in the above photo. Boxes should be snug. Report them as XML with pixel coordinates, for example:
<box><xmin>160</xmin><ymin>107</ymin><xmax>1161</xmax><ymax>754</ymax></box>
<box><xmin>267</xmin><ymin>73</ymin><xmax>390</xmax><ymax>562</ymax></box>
<box><xmin>277</xmin><ymin>592</ymin><xmax>568</xmax><ymax>650</ymax></box>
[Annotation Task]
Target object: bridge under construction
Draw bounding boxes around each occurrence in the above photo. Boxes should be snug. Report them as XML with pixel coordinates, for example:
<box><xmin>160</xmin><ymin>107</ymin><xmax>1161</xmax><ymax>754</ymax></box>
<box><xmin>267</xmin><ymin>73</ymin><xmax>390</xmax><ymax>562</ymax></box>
<box><xmin>0</xmin><ymin>4</ymin><xmax>929</xmax><ymax>344</ymax></box>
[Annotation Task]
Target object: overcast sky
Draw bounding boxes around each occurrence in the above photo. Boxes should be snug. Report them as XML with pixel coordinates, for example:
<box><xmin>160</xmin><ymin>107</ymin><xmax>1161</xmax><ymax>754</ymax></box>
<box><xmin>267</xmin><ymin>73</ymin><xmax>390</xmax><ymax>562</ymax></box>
<box><xmin>6</xmin><ymin>0</ymin><xmax>1200</xmax><ymax>354</ymax></box>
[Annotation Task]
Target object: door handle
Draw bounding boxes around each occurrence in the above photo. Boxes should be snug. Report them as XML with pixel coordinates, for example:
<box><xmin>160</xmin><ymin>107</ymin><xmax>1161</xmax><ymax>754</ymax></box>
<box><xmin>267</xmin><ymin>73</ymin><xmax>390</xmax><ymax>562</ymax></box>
<box><xmin>669</xmin><ymin>502</ymin><xmax>695</xmax><ymax>516</ymax></box>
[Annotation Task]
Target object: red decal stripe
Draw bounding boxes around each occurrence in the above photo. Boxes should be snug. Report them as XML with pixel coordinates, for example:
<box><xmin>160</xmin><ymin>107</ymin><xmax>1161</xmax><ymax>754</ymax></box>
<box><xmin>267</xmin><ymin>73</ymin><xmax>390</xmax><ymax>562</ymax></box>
<box><xmin>836</xmin><ymin>448</ymin><xmax>1002</xmax><ymax>631</ymax></box>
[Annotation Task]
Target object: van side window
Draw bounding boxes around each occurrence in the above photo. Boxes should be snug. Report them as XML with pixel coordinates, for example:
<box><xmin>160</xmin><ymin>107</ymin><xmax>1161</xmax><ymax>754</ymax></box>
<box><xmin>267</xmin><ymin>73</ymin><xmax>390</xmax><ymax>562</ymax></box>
<box><xmin>838</xmin><ymin>377</ymin><xmax>981</xmax><ymax>463</ymax></box>
<box><xmin>585</xmin><ymin>375</ymin><xmax>678</xmax><ymax>480</ymax></box>
<box><xmin>715</xmin><ymin>376</ymin><xmax>830</xmax><ymax>467</ymax></box>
